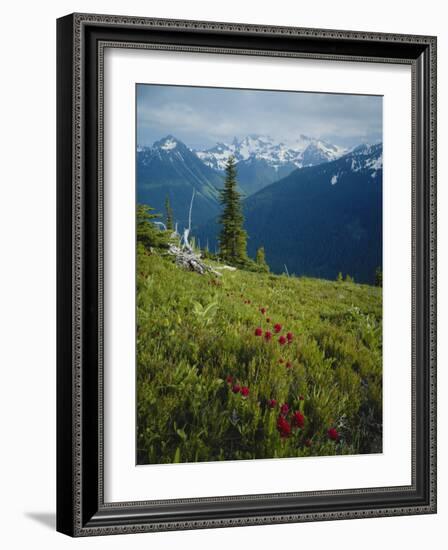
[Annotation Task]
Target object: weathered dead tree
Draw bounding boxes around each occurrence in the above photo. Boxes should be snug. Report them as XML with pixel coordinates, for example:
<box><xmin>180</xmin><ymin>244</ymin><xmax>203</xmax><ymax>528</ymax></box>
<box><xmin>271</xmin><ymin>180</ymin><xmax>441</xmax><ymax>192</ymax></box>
<box><xmin>167</xmin><ymin>244</ymin><xmax>221</xmax><ymax>276</ymax></box>
<box><xmin>165</xmin><ymin>189</ymin><xmax>222</xmax><ymax>276</ymax></box>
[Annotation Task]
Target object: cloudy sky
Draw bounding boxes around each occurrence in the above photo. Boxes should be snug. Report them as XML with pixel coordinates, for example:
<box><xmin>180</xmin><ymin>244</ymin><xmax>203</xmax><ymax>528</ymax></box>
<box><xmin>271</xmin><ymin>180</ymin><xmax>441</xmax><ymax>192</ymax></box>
<box><xmin>136</xmin><ymin>84</ymin><xmax>382</xmax><ymax>150</ymax></box>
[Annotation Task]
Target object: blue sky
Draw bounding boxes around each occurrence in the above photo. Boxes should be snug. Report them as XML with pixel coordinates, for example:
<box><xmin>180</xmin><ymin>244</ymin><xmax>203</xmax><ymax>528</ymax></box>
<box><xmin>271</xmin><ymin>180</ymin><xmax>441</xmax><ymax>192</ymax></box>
<box><xmin>136</xmin><ymin>84</ymin><xmax>382</xmax><ymax>150</ymax></box>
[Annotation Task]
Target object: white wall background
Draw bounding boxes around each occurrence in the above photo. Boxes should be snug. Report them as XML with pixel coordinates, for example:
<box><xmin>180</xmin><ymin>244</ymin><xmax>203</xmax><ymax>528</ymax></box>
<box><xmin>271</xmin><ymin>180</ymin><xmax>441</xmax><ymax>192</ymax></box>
<box><xmin>0</xmin><ymin>1</ymin><xmax>445</xmax><ymax>548</ymax></box>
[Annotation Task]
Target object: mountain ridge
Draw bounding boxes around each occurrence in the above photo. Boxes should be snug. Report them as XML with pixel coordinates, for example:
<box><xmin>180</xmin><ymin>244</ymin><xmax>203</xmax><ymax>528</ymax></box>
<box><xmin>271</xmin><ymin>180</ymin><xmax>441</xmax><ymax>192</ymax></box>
<box><xmin>195</xmin><ymin>134</ymin><xmax>347</xmax><ymax>172</ymax></box>
<box><xmin>136</xmin><ymin>135</ymin><xmax>383</xmax><ymax>282</ymax></box>
<box><xmin>137</xmin><ymin>133</ymin><xmax>349</xmax><ymax>205</ymax></box>
<box><xmin>195</xmin><ymin>143</ymin><xmax>383</xmax><ymax>284</ymax></box>
<box><xmin>137</xmin><ymin>135</ymin><xmax>223</xmax><ymax>227</ymax></box>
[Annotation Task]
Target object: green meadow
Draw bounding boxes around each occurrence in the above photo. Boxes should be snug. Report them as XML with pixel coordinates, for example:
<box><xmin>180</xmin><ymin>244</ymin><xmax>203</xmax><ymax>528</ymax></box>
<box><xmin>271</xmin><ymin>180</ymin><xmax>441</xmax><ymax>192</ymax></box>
<box><xmin>136</xmin><ymin>245</ymin><xmax>382</xmax><ymax>465</ymax></box>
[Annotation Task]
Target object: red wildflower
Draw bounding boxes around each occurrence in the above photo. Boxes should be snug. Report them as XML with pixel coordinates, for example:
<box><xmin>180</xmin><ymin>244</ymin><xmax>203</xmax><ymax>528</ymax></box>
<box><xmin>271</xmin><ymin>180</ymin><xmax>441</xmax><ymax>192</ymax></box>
<box><xmin>232</xmin><ymin>384</ymin><xmax>241</xmax><ymax>394</ymax></box>
<box><xmin>260</xmin><ymin>307</ymin><xmax>266</xmax><ymax>314</ymax></box>
<box><xmin>247</xmin><ymin>299</ymin><xmax>251</xmax><ymax>304</ymax></box>
<box><xmin>226</xmin><ymin>375</ymin><xmax>233</xmax><ymax>384</ymax></box>
<box><xmin>327</xmin><ymin>427</ymin><xmax>340</xmax><ymax>441</ymax></box>
<box><xmin>280</xmin><ymin>403</ymin><xmax>289</xmax><ymax>415</ymax></box>
<box><xmin>304</xmin><ymin>438</ymin><xmax>312</xmax><ymax>447</ymax></box>
<box><xmin>267</xmin><ymin>399</ymin><xmax>277</xmax><ymax>408</ymax></box>
<box><xmin>278</xmin><ymin>358</ymin><xmax>284</xmax><ymax>364</ymax></box>
<box><xmin>286</xmin><ymin>332</ymin><xmax>293</xmax><ymax>342</ymax></box>
<box><xmin>264</xmin><ymin>331</ymin><xmax>272</xmax><ymax>341</ymax></box>
<box><xmin>292</xmin><ymin>411</ymin><xmax>305</xmax><ymax>428</ymax></box>
<box><xmin>274</xmin><ymin>323</ymin><xmax>282</xmax><ymax>333</ymax></box>
<box><xmin>255</xmin><ymin>327</ymin><xmax>263</xmax><ymax>337</ymax></box>
<box><xmin>278</xmin><ymin>335</ymin><xmax>287</xmax><ymax>345</ymax></box>
<box><xmin>286</xmin><ymin>361</ymin><xmax>292</xmax><ymax>369</ymax></box>
<box><xmin>277</xmin><ymin>415</ymin><xmax>292</xmax><ymax>438</ymax></box>
<box><xmin>299</xmin><ymin>395</ymin><xmax>304</xmax><ymax>401</ymax></box>
<box><xmin>266</xmin><ymin>317</ymin><xmax>271</xmax><ymax>323</ymax></box>
<box><xmin>240</xmin><ymin>386</ymin><xmax>250</xmax><ymax>397</ymax></box>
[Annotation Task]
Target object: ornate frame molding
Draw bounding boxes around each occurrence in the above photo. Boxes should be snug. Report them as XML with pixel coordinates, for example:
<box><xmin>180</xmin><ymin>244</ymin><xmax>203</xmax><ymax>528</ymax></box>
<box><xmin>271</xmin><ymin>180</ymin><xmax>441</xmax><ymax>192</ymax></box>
<box><xmin>57</xmin><ymin>13</ymin><xmax>437</xmax><ymax>537</ymax></box>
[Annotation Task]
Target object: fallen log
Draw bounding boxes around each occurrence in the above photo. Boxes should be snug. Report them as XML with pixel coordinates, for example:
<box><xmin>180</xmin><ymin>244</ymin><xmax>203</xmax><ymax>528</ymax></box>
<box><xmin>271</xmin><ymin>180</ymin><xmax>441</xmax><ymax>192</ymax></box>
<box><xmin>166</xmin><ymin>245</ymin><xmax>222</xmax><ymax>277</ymax></box>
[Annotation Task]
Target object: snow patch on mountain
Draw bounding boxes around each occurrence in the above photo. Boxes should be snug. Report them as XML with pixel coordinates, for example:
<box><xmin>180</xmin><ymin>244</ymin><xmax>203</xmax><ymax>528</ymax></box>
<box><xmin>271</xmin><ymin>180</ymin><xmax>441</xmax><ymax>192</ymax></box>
<box><xmin>160</xmin><ymin>137</ymin><xmax>177</xmax><ymax>151</ymax></box>
<box><xmin>365</xmin><ymin>156</ymin><xmax>383</xmax><ymax>171</ymax></box>
<box><xmin>195</xmin><ymin>134</ymin><xmax>347</xmax><ymax>172</ymax></box>
<box><xmin>346</xmin><ymin>143</ymin><xmax>383</xmax><ymax>174</ymax></box>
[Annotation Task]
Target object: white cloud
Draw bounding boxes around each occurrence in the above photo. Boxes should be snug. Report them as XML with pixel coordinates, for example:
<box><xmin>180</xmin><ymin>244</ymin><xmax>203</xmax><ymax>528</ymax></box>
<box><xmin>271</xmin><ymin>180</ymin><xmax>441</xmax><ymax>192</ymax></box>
<box><xmin>137</xmin><ymin>85</ymin><xmax>382</xmax><ymax>149</ymax></box>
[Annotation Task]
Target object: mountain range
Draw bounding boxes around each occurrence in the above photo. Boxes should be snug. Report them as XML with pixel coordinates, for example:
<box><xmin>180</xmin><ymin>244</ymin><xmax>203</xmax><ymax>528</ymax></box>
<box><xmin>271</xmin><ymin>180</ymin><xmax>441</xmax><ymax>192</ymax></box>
<box><xmin>195</xmin><ymin>143</ymin><xmax>383</xmax><ymax>284</ymax></box>
<box><xmin>196</xmin><ymin>134</ymin><xmax>346</xmax><ymax>170</ymax></box>
<box><xmin>244</xmin><ymin>143</ymin><xmax>383</xmax><ymax>283</ymax></box>
<box><xmin>195</xmin><ymin>135</ymin><xmax>347</xmax><ymax>195</ymax></box>
<box><xmin>137</xmin><ymin>134</ymin><xmax>347</xmax><ymax>217</ymax></box>
<box><xmin>137</xmin><ymin>135</ymin><xmax>382</xmax><ymax>283</ymax></box>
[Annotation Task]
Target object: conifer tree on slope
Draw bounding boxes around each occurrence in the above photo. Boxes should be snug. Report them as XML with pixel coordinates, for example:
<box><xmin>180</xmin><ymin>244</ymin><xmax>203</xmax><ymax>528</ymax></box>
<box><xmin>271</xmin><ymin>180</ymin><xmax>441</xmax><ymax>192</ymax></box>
<box><xmin>256</xmin><ymin>246</ymin><xmax>269</xmax><ymax>272</ymax></box>
<box><xmin>218</xmin><ymin>156</ymin><xmax>248</xmax><ymax>264</ymax></box>
<box><xmin>165</xmin><ymin>196</ymin><xmax>174</xmax><ymax>231</ymax></box>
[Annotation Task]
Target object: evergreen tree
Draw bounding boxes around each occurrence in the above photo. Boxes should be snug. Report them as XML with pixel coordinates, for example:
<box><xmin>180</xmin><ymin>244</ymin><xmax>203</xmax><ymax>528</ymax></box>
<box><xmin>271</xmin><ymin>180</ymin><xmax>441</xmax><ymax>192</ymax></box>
<box><xmin>375</xmin><ymin>267</ymin><xmax>383</xmax><ymax>287</ymax></box>
<box><xmin>136</xmin><ymin>204</ymin><xmax>169</xmax><ymax>250</ymax></box>
<box><xmin>165</xmin><ymin>196</ymin><xmax>174</xmax><ymax>231</ymax></box>
<box><xmin>337</xmin><ymin>272</ymin><xmax>343</xmax><ymax>282</ymax></box>
<box><xmin>255</xmin><ymin>246</ymin><xmax>269</xmax><ymax>272</ymax></box>
<box><xmin>218</xmin><ymin>156</ymin><xmax>248</xmax><ymax>264</ymax></box>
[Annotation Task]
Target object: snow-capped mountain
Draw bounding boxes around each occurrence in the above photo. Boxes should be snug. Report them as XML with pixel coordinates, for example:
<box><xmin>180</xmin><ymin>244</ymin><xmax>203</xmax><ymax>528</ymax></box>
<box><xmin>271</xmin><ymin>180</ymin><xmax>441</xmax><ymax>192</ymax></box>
<box><xmin>136</xmin><ymin>134</ymin><xmax>381</xmax><ymax>237</ymax></box>
<box><xmin>348</xmin><ymin>144</ymin><xmax>383</xmax><ymax>173</ymax></box>
<box><xmin>138</xmin><ymin>135</ymin><xmax>198</xmax><ymax>165</ymax></box>
<box><xmin>241</xmin><ymin>142</ymin><xmax>383</xmax><ymax>283</ymax></box>
<box><xmin>137</xmin><ymin>136</ymin><xmax>223</xmax><ymax>226</ymax></box>
<box><xmin>196</xmin><ymin>142</ymin><xmax>383</xmax><ymax>283</ymax></box>
<box><xmin>327</xmin><ymin>143</ymin><xmax>383</xmax><ymax>186</ymax></box>
<box><xmin>195</xmin><ymin>134</ymin><xmax>347</xmax><ymax>172</ymax></box>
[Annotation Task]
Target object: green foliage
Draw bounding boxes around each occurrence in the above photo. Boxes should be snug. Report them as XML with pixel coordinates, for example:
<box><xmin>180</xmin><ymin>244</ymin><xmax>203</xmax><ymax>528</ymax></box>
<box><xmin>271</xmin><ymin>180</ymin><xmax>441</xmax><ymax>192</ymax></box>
<box><xmin>165</xmin><ymin>196</ymin><xmax>174</xmax><ymax>231</ymax></box>
<box><xmin>192</xmin><ymin>300</ymin><xmax>219</xmax><ymax>326</ymax></box>
<box><xmin>375</xmin><ymin>266</ymin><xmax>383</xmax><ymax>287</ymax></box>
<box><xmin>345</xmin><ymin>273</ymin><xmax>355</xmax><ymax>283</ymax></box>
<box><xmin>137</xmin><ymin>250</ymin><xmax>382</xmax><ymax>464</ymax></box>
<box><xmin>201</xmin><ymin>248</ymin><xmax>218</xmax><ymax>261</ymax></box>
<box><xmin>218</xmin><ymin>156</ymin><xmax>248</xmax><ymax>265</ymax></box>
<box><xmin>136</xmin><ymin>203</ymin><xmax>170</xmax><ymax>251</ymax></box>
<box><xmin>255</xmin><ymin>246</ymin><xmax>270</xmax><ymax>272</ymax></box>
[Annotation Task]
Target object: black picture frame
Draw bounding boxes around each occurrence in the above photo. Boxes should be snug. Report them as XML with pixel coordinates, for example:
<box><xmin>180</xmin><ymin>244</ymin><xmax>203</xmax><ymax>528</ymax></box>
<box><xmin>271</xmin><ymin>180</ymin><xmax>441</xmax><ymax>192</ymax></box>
<box><xmin>57</xmin><ymin>13</ymin><xmax>437</xmax><ymax>537</ymax></box>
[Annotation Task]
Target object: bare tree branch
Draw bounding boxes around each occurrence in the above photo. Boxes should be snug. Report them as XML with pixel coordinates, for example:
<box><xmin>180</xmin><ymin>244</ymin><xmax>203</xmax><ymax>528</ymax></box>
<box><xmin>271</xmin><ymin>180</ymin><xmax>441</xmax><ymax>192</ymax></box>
<box><xmin>153</xmin><ymin>221</ymin><xmax>167</xmax><ymax>231</ymax></box>
<box><xmin>182</xmin><ymin>189</ymin><xmax>196</xmax><ymax>252</ymax></box>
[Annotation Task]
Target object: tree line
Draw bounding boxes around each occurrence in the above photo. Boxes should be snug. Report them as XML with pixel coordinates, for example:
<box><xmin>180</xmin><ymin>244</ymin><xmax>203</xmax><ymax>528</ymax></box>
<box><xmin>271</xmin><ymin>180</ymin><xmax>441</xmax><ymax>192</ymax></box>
<box><xmin>140</xmin><ymin>155</ymin><xmax>381</xmax><ymax>283</ymax></box>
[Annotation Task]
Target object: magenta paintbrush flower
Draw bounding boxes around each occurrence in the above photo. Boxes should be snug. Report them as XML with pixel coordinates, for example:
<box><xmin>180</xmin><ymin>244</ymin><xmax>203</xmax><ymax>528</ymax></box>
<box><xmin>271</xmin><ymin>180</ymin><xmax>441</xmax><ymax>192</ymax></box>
<box><xmin>277</xmin><ymin>415</ymin><xmax>292</xmax><ymax>438</ymax></box>
<box><xmin>292</xmin><ymin>411</ymin><xmax>305</xmax><ymax>428</ymax></box>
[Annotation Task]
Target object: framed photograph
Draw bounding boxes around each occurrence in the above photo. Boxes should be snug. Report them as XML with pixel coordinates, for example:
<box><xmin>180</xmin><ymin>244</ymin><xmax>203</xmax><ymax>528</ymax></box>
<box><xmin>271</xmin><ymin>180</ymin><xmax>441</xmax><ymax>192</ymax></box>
<box><xmin>56</xmin><ymin>13</ymin><xmax>437</xmax><ymax>536</ymax></box>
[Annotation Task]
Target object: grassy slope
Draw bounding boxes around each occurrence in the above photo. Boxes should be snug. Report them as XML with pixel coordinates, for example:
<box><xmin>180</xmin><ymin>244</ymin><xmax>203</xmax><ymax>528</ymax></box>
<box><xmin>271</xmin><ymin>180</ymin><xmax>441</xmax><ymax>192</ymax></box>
<box><xmin>137</xmin><ymin>249</ymin><xmax>382</xmax><ymax>465</ymax></box>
